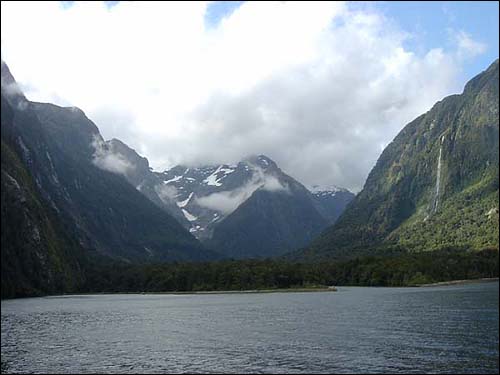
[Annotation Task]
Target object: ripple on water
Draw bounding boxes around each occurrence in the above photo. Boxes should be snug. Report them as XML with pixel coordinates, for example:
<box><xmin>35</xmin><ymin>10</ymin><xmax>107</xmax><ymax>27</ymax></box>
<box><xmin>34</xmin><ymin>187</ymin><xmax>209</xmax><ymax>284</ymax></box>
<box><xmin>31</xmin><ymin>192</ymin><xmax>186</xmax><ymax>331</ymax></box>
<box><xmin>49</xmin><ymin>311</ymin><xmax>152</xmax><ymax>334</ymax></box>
<box><xmin>1</xmin><ymin>283</ymin><xmax>499</xmax><ymax>374</ymax></box>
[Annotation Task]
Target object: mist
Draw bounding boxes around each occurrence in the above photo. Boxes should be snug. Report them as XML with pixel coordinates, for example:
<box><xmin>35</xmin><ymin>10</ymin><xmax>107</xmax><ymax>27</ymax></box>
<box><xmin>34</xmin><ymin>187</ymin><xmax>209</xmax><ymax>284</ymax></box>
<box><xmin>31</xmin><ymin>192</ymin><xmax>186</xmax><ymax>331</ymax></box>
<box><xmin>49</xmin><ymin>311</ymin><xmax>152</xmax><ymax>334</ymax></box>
<box><xmin>91</xmin><ymin>136</ymin><xmax>134</xmax><ymax>176</ymax></box>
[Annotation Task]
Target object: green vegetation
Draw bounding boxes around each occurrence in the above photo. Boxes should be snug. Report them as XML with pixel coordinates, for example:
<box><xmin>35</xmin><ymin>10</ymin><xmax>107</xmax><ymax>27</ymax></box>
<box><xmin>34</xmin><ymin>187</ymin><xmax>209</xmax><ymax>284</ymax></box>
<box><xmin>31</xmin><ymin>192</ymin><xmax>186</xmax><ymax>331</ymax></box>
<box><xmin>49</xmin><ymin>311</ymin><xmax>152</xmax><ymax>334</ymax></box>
<box><xmin>301</xmin><ymin>59</ymin><xmax>499</xmax><ymax>261</ymax></box>
<box><xmin>2</xmin><ymin>61</ymin><xmax>499</xmax><ymax>300</ymax></box>
<box><xmin>390</xmin><ymin>172</ymin><xmax>499</xmax><ymax>252</ymax></box>
<box><xmin>1</xmin><ymin>140</ymin><xmax>87</xmax><ymax>299</ymax></box>
<box><xmin>79</xmin><ymin>248</ymin><xmax>498</xmax><ymax>293</ymax></box>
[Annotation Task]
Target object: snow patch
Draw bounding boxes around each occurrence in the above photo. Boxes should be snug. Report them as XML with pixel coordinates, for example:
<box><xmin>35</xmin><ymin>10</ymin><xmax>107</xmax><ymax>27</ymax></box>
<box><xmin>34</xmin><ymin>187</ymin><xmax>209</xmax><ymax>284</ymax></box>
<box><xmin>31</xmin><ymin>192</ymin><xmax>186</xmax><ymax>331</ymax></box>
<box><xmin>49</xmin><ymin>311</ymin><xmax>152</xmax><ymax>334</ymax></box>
<box><xmin>163</xmin><ymin>175</ymin><xmax>183</xmax><ymax>184</ymax></box>
<box><xmin>314</xmin><ymin>190</ymin><xmax>337</xmax><ymax>197</ymax></box>
<box><xmin>309</xmin><ymin>184</ymin><xmax>342</xmax><ymax>193</ymax></box>
<box><xmin>259</xmin><ymin>156</ymin><xmax>269</xmax><ymax>166</ymax></box>
<box><xmin>203</xmin><ymin>166</ymin><xmax>224</xmax><ymax>186</ymax></box>
<box><xmin>182</xmin><ymin>209</ymin><xmax>197</xmax><ymax>221</ymax></box>
<box><xmin>203</xmin><ymin>165</ymin><xmax>236</xmax><ymax>186</ymax></box>
<box><xmin>196</xmin><ymin>166</ymin><xmax>287</xmax><ymax>214</ymax></box>
<box><xmin>189</xmin><ymin>225</ymin><xmax>203</xmax><ymax>233</ymax></box>
<box><xmin>219</xmin><ymin>167</ymin><xmax>235</xmax><ymax>175</ymax></box>
<box><xmin>177</xmin><ymin>192</ymin><xmax>194</xmax><ymax>208</ymax></box>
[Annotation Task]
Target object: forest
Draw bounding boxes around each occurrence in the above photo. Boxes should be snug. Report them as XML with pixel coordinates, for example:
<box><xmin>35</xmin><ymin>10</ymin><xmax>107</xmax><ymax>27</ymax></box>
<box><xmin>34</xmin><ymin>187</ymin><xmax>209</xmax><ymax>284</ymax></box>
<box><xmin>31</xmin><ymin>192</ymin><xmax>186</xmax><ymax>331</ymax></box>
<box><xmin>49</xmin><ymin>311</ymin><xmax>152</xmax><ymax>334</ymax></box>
<box><xmin>79</xmin><ymin>248</ymin><xmax>499</xmax><ymax>294</ymax></box>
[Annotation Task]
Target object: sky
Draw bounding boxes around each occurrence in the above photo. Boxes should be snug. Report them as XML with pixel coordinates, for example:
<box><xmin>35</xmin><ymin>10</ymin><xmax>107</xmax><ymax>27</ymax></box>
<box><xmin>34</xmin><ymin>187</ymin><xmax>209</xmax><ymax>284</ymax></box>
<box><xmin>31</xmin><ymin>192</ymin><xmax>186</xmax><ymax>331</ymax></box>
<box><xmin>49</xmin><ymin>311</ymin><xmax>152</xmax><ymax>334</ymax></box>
<box><xmin>1</xmin><ymin>1</ymin><xmax>498</xmax><ymax>192</ymax></box>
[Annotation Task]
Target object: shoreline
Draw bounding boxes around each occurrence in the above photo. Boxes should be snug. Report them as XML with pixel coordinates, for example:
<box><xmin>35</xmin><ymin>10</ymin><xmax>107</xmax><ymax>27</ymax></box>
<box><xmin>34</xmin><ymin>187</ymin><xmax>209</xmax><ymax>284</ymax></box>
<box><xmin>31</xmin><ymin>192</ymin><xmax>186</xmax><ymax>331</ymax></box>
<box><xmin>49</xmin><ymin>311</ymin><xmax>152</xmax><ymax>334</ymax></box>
<box><xmin>416</xmin><ymin>277</ymin><xmax>499</xmax><ymax>287</ymax></box>
<box><xmin>153</xmin><ymin>287</ymin><xmax>338</xmax><ymax>295</ymax></box>
<box><xmin>53</xmin><ymin>278</ymin><xmax>500</xmax><ymax>296</ymax></box>
<box><xmin>61</xmin><ymin>287</ymin><xmax>339</xmax><ymax>297</ymax></box>
<box><xmin>4</xmin><ymin>278</ymin><xmax>499</xmax><ymax>300</ymax></box>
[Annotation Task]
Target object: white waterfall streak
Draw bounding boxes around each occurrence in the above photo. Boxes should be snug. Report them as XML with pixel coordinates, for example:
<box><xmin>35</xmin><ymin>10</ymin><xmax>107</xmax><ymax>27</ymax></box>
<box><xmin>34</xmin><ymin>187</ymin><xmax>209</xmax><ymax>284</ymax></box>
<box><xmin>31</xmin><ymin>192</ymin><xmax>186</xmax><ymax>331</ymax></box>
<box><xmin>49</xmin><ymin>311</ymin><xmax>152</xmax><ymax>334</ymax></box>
<box><xmin>431</xmin><ymin>139</ymin><xmax>444</xmax><ymax>214</ymax></box>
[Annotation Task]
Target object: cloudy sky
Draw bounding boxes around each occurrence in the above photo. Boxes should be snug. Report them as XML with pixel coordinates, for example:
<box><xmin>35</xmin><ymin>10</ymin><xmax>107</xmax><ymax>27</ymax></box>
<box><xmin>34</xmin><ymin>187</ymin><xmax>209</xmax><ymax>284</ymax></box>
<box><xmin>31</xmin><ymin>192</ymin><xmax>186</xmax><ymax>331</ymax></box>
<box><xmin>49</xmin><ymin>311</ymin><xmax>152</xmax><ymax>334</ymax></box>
<box><xmin>1</xmin><ymin>1</ymin><xmax>498</xmax><ymax>192</ymax></box>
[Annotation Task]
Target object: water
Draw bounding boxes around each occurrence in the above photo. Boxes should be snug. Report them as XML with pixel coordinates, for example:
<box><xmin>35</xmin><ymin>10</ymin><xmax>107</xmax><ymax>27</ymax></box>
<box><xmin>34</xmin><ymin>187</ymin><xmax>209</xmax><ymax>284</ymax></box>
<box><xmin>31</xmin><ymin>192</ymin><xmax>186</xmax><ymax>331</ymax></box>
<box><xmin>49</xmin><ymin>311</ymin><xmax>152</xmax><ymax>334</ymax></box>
<box><xmin>432</xmin><ymin>144</ymin><xmax>443</xmax><ymax>214</ymax></box>
<box><xmin>2</xmin><ymin>282</ymin><xmax>498</xmax><ymax>374</ymax></box>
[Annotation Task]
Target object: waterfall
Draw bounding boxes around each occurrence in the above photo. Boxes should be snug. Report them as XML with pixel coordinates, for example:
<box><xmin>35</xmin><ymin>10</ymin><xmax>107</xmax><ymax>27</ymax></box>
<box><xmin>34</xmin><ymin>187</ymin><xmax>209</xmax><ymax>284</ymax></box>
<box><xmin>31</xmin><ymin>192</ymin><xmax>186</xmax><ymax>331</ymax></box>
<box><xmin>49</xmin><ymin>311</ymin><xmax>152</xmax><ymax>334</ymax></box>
<box><xmin>431</xmin><ymin>135</ymin><xmax>445</xmax><ymax>214</ymax></box>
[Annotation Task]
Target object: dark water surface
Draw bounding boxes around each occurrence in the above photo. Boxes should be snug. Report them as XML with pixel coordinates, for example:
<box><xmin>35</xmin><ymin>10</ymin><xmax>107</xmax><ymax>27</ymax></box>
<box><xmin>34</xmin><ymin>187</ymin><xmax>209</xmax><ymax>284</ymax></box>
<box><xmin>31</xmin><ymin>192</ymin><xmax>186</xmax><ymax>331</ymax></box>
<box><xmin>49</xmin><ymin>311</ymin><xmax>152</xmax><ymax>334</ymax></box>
<box><xmin>1</xmin><ymin>282</ymin><xmax>498</xmax><ymax>374</ymax></box>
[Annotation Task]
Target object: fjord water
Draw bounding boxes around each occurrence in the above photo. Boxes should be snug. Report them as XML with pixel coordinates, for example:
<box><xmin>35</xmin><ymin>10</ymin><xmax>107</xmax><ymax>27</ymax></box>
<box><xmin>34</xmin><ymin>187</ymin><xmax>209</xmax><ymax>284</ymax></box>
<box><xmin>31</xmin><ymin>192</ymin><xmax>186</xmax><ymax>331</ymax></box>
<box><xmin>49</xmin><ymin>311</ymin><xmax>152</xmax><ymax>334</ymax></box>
<box><xmin>1</xmin><ymin>282</ymin><xmax>498</xmax><ymax>374</ymax></box>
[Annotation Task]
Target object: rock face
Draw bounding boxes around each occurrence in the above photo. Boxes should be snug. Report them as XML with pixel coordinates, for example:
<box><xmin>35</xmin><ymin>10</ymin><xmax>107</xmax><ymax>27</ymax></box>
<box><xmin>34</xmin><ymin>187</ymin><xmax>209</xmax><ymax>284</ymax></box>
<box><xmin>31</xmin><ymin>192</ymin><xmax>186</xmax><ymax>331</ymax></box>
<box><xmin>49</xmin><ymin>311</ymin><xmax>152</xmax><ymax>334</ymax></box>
<box><xmin>2</xmin><ymin>62</ymin><xmax>86</xmax><ymax>298</ymax></box>
<box><xmin>299</xmin><ymin>59</ymin><xmax>499</xmax><ymax>260</ymax></box>
<box><xmin>104</xmin><ymin>138</ymin><xmax>190</xmax><ymax>227</ymax></box>
<box><xmin>157</xmin><ymin>155</ymin><xmax>289</xmax><ymax>240</ymax></box>
<box><xmin>309</xmin><ymin>185</ymin><xmax>355</xmax><ymax>224</ymax></box>
<box><xmin>1</xmin><ymin>60</ymin><xmax>217</xmax><ymax>283</ymax></box>
<box><xmin>0</xmin><ymin>58</ymin><xmax>354</xmax><ymax>282</ymax></box>
<box><xmin>1</xmin><ymin>138</ymin><xmax>88</xmax><ymax>299</ymax></box>
<box><xmin>207</xmin><ymin>184</ymin><xmax>328</xmax><ymax>259</ymax></box>
<box><xmin>154</xmin><ymin>155</ymin><xmax>354</xmax><ymax>258</ymax></box>
<box><xmin>157</xmin><ymin>156</ymin><xmax>353</xmax><ymax>243</ymax></box>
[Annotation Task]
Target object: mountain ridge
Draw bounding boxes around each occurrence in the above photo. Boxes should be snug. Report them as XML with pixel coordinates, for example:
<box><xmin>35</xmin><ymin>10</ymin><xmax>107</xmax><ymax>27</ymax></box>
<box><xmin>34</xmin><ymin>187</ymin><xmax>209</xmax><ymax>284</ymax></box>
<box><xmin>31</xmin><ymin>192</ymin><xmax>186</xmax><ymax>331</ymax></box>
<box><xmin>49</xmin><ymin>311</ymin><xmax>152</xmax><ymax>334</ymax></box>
<box><xmin>296</xmin><ymin>59</ymin><xmax>499</xmax><ymax>261</ymax></box>
<box><xmin>155</xmin><ymin>155</ymin><xmax>354</xmax><ymax>241</ymax></box>
<box><xmin>1</xmin><ymin>60</ymin><xmax>217</xmax><ymax>267</ymax></box>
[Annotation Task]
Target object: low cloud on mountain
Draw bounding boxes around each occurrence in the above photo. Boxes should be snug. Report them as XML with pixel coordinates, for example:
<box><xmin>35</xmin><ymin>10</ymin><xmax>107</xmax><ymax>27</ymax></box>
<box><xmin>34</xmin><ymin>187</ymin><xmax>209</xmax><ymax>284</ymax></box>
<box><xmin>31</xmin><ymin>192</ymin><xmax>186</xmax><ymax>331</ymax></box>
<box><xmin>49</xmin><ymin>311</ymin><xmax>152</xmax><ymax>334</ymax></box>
<box><xmin>195</xmin><ymin>166</ymin><xmax>288</xmax><ymax>214</ymax></box>
<box><xmin>91</xmin><ymin>136</ymin><xmax>133</xmax><ymax>176</ymax></box>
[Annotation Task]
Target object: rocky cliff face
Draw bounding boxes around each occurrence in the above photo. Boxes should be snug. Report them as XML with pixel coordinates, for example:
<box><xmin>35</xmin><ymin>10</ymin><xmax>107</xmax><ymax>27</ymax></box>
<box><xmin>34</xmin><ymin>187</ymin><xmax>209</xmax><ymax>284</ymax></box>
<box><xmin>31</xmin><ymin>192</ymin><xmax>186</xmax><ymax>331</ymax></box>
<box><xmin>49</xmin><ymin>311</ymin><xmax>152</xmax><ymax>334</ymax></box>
<box><xmin>199</xmin><ymin>156</ymin><xmax>329</xmax><ymax>258</ymax></box>
<box><xmin>1</xmin><ymin>61</ymin><xmax>217</xmax><ymax>273</ymax></box>
<box><xmin>300</xmin><ymin>60</ymin><xmax>499</xmax><ymax>260</ymax></box>
<box><xmin>208</xmin><ymin>183</ymin><xmax>329</xmax><ymax>259</ymax></box>
<box><xmin>2</xmin><ymin>62</ymin><xmax>86</xmax><ymax>298</ymax></box>
<box><xmin>309</xmin><ymin>184</ymin><xmax>355</xmax><ymax>224</ymax></box>
<box><xmin>104</xmin><ymin>138</ymin><xmax>190</xmax><ymax>227</ymax></box>
<box><xmin>156</xmin><ymin>155</ymin><xmax>353</xmax><ymax>244</ymax></box>
<box><xmin>153</xmin><ymin>155</ymin><xmax>353</xmax><ymax>258</ymax></box>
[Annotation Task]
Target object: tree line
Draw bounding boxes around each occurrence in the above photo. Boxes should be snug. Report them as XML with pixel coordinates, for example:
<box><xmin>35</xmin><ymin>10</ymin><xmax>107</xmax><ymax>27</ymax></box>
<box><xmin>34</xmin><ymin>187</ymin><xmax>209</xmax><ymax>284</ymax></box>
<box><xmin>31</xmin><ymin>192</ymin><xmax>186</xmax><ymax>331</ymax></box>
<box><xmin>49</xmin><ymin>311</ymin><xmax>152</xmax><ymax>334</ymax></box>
<box><xmin>80</xmin><ymin>248</ymin><xmax>499</xmax><ymax>293</ymax></box>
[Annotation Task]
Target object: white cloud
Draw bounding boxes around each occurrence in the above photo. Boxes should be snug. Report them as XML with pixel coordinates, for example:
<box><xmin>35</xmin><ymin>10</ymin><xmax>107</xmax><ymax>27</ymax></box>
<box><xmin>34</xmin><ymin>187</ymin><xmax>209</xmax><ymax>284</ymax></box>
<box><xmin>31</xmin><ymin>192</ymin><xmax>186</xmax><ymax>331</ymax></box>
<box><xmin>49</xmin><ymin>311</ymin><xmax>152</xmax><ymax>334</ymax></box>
<box><xmin>91</xmin><ymin>135</ymin><xmax>133</xmax><ymax>175</ymax></box>
<box><xmin>1</xmin><ymin>81</ymin><xmax>23</xmax><ymax>98</ymax></box>
<box><xmin>195</xmin><ymin>164</ymin><xmax>288</xmax><ymax>214</ymax></box>
<box><xmin>155</xmin><ymin>184</ymin><xmax>178</xmax><ymax>202</ymax></box>
<box><xmin>195</xmin><ymin>188</ymin><xmax>252</xmax><ymax>215</ymax></box>
<box><xmin>0</xmin><ymin>1</ymin><xmax>487</xmax><ymax>192</ymax></box>
<box><xmin>261</xmin><ymin>175</ymin><xmax>287</xmax><ymax>192</ymax></box>
<box><xmin>454</xmin><ymin>30</ymin><xmax>487</xmax><ymax>60</ymax></box>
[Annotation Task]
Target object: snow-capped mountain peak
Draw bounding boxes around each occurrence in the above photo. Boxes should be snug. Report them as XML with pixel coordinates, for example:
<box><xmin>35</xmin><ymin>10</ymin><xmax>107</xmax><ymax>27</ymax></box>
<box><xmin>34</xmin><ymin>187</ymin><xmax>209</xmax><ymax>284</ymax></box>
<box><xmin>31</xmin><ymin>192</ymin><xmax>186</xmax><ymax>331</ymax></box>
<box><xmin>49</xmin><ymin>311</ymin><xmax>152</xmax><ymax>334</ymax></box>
<box><xmin>309</xmin><ymin>184</ymin><xmax>345</xmax><ymax>194</ymax></box>
<box><xmin>155</xmin><ymin>155</ymin><xmax>288</xmax><ymax>239</ymax></box>
<box><xmin>153</xmin><ymin>155</ymin><xmax>354</xmax><ymax>241</ymax></box>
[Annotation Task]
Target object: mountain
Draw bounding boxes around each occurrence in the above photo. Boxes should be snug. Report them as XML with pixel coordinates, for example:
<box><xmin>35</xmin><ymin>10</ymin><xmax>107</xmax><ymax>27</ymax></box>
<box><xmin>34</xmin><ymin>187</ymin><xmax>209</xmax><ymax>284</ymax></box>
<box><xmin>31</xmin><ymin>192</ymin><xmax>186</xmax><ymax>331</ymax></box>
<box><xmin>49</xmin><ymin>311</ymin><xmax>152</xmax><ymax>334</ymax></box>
<box><xmin>2</xmin><ymin>62</ymin><xmax>87</xmax><ymax>298</ymax></box>
<box><xmin>299</xmin><ymin>59</ymin><xmax>499</xmax><ymax>260</ymax></box>
<box><xmin>1</xmin><ymin>137</ymin><xmax>88</xmax><ymax>298</ymax></box>
<box><xmin>156</xmin><ymin>155</ymin><xmax>353</xmax><ymax>259</ymax></box>
<box><xmin>309</xmin><ymin>185</ymin><xmax>355</xmax><ymax>223</ymax></box>
<box><xmin>157</xmin><ymin>155</ymin><xmax>353</xmax><ymax>243</ymax></box>
<box><xmin>208</xmin><ymin>187</ymin><xmax>327</xmax><ymax>259</ymax></box>
<box><xmin>202</xmin><ymin>156</ymin><xmax>332</xmax><ymax>259</ymax></box>
<box><xmin>1</xmin><ymin>61</ymin><xmax>216</xmax><ymax>270</ymax></box>
<box><xmin>104</xmin><ymin>138</ymin><xmax>190</xmax><ymax>227</ymax></box>
<box><xmin>156</xmin><ymin>155</ymin><xmax>277</xmax><ymax>240</ymax></box>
